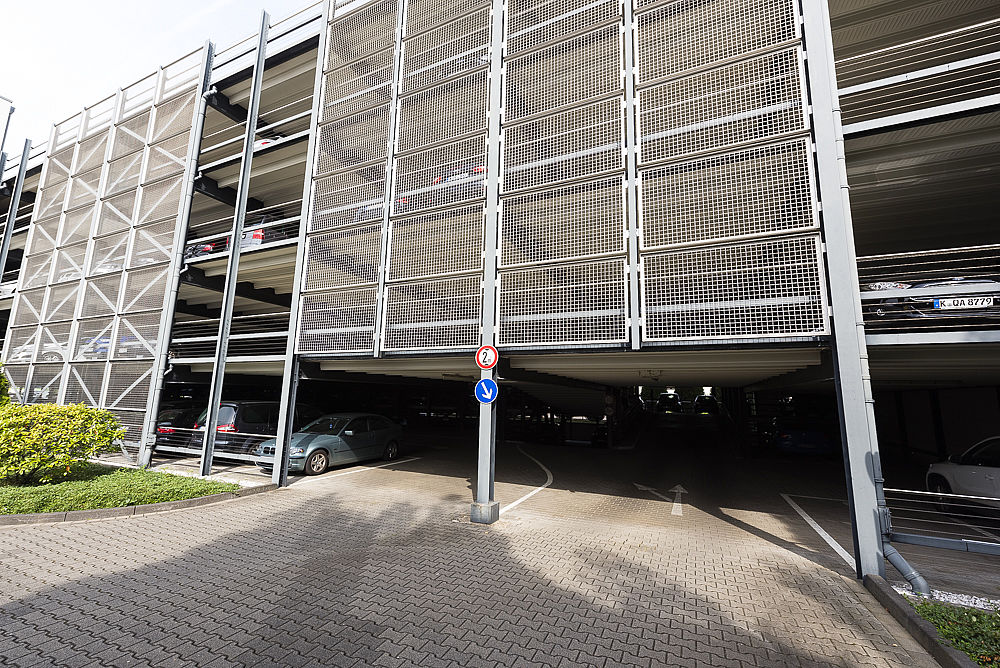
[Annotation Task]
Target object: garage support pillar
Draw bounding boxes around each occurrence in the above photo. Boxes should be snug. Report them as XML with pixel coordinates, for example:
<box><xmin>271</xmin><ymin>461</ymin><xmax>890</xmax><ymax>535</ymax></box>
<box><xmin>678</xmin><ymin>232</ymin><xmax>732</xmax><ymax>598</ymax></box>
<box><xmin>803</xmin><ymin>0</ymin><xmax>886</xmax><ymax>578</ymax></box>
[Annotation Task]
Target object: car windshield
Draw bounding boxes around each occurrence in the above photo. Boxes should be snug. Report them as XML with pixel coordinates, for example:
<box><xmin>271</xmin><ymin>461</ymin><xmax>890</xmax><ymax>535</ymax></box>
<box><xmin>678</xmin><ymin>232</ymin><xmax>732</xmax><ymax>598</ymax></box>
<box><xmin>195</xmin><ymin>406</ymin><xmax>236</xmax><ymax>426</ymax></box>
<box><xmin>301</xmin><ymin>416</ymin><xmax>351</xmax><ymax>435</ymax></box>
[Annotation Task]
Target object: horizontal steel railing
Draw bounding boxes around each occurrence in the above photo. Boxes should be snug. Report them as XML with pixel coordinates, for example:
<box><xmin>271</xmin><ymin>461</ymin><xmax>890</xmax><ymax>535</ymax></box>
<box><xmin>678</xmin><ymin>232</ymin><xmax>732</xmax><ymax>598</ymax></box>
<box><xmin>883</xmin><ymin>488</ymin><xmax>1000</xmax><ymax>554</ymax></box>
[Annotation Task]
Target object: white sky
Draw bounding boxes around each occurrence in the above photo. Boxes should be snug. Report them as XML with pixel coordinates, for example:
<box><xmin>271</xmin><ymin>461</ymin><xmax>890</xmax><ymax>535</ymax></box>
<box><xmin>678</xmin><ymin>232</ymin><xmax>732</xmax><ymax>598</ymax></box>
<box><xmin>2</xmin><ymin>0</ymin><xmax>319</xmax><ymax>160</ymax></box>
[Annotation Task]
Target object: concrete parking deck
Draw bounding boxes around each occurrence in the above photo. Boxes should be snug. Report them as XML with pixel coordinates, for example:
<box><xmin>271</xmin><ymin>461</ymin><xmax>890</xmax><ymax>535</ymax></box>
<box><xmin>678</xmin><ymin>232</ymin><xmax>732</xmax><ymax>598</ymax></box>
<box><xmin>1</xmin><ymin>436</ymin><xmax>939</xmax><ymax>667</ymax></box>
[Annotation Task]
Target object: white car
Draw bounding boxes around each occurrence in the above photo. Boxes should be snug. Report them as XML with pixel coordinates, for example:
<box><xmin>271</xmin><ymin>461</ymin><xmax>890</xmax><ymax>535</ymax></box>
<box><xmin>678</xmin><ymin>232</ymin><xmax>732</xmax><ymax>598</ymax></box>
<box><xmin>927</xmin><ymin>436</ymin><xmax>1000</xmax><ymax>508</ymax></box>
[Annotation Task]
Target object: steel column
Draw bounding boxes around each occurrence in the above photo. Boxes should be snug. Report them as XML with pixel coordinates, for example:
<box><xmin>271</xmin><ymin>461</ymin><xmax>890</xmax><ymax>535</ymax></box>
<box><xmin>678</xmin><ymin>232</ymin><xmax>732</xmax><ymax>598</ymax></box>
<box><xmin>201</xmin><ymin>13</ymin><xmax>270</xmax><ymax>477</ymax></box>
<box><xmin>273</xmin><ymin>0</ymin><xmax>332</xmax><ymax>487</ymax></box>
<box><xmin>0</xmin><ymin>141</ymin><xmax>30</xmax><ymax>291</ymax></box>
<box><xmin>802</xmin><ymin>0</ymin><xmax>886</xmax><ymax>578</ymax></box>
<box><xmin>140</xmin><ymin>43</ymin><xmax>215</xmax><ymax>467</ymax></box>
<box><xmin>622</xmin><ymin>0</ymin><xmax>642</xmax><ymax>350</ymax></box>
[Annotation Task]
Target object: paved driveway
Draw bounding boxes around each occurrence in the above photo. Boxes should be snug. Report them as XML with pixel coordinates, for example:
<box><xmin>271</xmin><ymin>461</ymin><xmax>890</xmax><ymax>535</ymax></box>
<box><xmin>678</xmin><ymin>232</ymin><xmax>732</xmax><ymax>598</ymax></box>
<box><xmin>0</xmin><ymin>434</ymin><xmax>938</xmax><ymax>667</ymax></box>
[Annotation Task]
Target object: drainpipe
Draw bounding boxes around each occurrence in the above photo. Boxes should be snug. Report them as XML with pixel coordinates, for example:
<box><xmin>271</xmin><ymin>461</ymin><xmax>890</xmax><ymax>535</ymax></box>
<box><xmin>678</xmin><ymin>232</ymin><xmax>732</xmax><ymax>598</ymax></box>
<box><xmin>883</xmin><ymin>543</ymin><xmax>930</xmax><ymax>596</ymax></box>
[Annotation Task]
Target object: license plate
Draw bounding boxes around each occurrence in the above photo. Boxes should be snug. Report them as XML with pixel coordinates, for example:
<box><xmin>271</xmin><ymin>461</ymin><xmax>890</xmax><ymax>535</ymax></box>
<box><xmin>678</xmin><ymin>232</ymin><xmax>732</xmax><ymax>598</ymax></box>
<box><xmin>933</xmin><ymin>296</ymin><xmax>994</xmax><ymax>310</ymax></box>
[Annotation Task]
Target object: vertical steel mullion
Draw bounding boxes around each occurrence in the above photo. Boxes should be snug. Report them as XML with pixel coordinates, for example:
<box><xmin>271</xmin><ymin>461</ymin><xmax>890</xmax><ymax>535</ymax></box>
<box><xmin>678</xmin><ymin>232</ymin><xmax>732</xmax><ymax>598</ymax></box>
<box><xmin>472</xmin><ymin>0</ymin><xmax>506</xmax><ymax>524</ymax></box>
<box><xmin>801</xmin><ymin>0</ymin><xmax>885</xmax><ymax>579</ymax></box>
<box><xmin>201</xmin><ymin>12</ymin><xmax>271</xmax><ymax>477</ymax></box>
<box><xmin>139</xmin><ymin>43</ymin><xmax>215</xmax><ymax>467</ymax></box>
<box><xmin>621</xmin><ymin>0</ymin><xmax>642</xmax><ymax>350</ymax></box>
<box><xmin>0</xmin><ymin>141</ymin><xmax>30</xmax><ymax>319</ymax></box>
<box><xmin>273</xmin><ymin>2</ymin><xmax>332</xmax><ymax>487</ymax></box>
<box><xmin>372</xmin><ymin>0</ymin><xmax>409</xmax><ymax>357</ymax></box>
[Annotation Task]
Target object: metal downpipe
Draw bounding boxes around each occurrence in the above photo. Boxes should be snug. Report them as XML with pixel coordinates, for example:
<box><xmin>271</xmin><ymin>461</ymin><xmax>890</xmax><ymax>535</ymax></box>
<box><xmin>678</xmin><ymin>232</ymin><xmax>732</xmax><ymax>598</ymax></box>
<box><xmin>883</xmin><ymin>543</ymin><xmax>930</xmax><ymax>596</ymax></box>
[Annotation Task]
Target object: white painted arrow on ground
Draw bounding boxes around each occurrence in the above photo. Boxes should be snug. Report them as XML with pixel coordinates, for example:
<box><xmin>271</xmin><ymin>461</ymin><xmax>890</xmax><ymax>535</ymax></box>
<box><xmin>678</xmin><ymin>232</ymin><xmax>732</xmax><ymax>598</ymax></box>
<box><xmin>634</xmin><ymin>483</ymin><xmax>688</xmax><ymax>516</ymax></box>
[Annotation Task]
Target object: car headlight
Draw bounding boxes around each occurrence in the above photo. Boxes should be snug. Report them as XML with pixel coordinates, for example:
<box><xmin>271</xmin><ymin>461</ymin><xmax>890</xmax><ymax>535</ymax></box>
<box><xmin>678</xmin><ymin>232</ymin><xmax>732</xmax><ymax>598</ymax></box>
<box><xmin>289</xmin><ymin>447</ymin><xmax>305</xmax><ymax>456</ymax></box>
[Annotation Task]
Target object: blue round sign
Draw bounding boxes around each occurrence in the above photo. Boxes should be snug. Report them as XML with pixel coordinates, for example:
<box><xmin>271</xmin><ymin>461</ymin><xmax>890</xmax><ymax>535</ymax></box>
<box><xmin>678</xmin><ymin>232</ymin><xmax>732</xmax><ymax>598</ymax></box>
<box><xmin>475</xmin><ymin>378</ymin><xmax>499</xmax><ymax>404</ymax></box>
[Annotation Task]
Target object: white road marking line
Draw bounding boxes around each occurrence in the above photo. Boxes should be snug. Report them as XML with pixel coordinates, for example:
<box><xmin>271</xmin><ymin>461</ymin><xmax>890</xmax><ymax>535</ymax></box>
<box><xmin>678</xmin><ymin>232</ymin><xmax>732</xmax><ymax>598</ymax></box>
<box><xmin>786</xmin><ymin>494</ymin><xmax>849</xmax><ymax>503</ymax></box>
<box><xmin>669</xmin><ymin>485</ymin><xmax>688</xmax><ymax>516</ymax></box>
<box><xmin>781</xmin><ymin>492</ymin><xmax>855</xmax><ymax>568</ymax></box>
<box><xmin>325</xmin><ymin>457</ymin><xmax>421</xmax><ymax>478</ymax></box>
<box><xmin>500</xmin><ymin>446</ymin><xmax>553</xmax><ymax>515</ymax></box>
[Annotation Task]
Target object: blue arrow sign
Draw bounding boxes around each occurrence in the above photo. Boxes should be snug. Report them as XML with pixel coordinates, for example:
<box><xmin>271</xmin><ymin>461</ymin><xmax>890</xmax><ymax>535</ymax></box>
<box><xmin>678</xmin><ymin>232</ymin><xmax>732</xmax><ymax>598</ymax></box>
<box><xmin>475</xmin><ymin>378</ymin><xmax>498</xmax><ymax>404</ymax></box>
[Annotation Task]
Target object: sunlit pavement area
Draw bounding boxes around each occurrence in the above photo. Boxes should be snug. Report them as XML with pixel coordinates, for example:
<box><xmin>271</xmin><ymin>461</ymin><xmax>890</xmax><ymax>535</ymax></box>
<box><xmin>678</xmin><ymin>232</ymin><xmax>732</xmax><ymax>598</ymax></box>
<box><xmin>0</xmin><ymin>423</ymin><xmax>945</xmax><ymax>668</ymax></box>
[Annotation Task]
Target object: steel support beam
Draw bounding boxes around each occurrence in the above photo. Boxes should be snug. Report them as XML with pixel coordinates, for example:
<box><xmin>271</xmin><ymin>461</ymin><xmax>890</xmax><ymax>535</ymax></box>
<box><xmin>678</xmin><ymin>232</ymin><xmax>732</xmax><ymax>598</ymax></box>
<box><xmin>175</xmin><ymin>299</ymin><xmax>222</xmax><ymax>319</ymax></box>
<box><xmin>194</xmin><ymin>173</ymin><xmax>265</xmax><ymax>211</ymax></box>
<box><xmin>180</xmin><ymin>265</ymin><xmax>291</xmax><ymax>307</ymax></box>
<box><xmin>201</xmin><ymin>13</ymin><xmax>270</xmax><ymax>477</ymax></box>
<box><xmin>0</xmin><ymin>141</ymin><xmax>30</xmax><ymax>289</ymax></box>
<box><xmin>803</xmin><ymin>0</ymin><xmax>886</xmax><ymax>578</ymax></box>
<box><xmin>272</xmin><ymin>0</ymin><xmax>332</xmax><ymax>488</ymax></box>
<box><xmin>622</xmin><ymin>0</ymin><xmax>642</xmax><ymax>350</ymax></box>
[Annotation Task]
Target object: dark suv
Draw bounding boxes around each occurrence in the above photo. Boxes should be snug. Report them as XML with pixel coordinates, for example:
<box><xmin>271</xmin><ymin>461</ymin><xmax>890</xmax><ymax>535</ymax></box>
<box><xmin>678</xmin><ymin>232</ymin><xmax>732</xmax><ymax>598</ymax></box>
<box><xmin>188</xmin><ymin>401</ymin><xmax>323</xmax><ymax>457</ymax></box>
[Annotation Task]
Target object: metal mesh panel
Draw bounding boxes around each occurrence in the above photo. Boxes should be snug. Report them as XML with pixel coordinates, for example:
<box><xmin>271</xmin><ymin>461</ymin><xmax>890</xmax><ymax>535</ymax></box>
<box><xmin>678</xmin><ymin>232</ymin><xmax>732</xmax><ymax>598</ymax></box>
<box><xmin>311</xmin><ymin>163</ymin><xmax>386</xmax><ymax>231</ymax></box>
<box><xmin>109</xmin><ymin>409</ymin><xmax>145</xmax><ymax>454</ymax></box>
<box><xmin>322</xmin><ymin>50</ymin><xmax>394</xmax><ymax>123</ymax></box>
<box><xmin>297</xmin><ymin>287</ymin><xmax>377</xmax><ymax>353</ymax></box>
<box><xmin>105</xmin><ymin>361</ymin><xmax>153</xmax><ymax>409</ymax></box>
<box><xmin>36</xmin><ymin>181</ymin><xmax>68</xmax><ymax>219</ymax></box>
<box><xmin>397</xmin><ymin>71</ymin><xmax>488</xmax><ymax>150</ymax></box>
<box><xmin>501</xmin><ymin>177</ymin><xmax>624</xmax><ymax>266</ymax></box>
<box><xmin>402</xmin><ymin>9</ymin><xmax>489</xmax><ymax>93</ymax></box>
<box><xmin>3</xmin><ymin>365</ymin><xmax>29</xmax><ymax>402</ymax></box>
<box><xmin>406</xmin><ymin>0</ymin><xmax>485</xmax><ymax>37</ymax></box>
<box><xmin>503</xmin><ymin>98</ymin><xmax>622</xmax><ymax>193</ymax></box>
<box><xmin>130</xmin><ymin>220</ymin><xmax>177</xmax><ymax>268</ymax></box>
<box><xmin>641</xmin><ymin>235</ymin><xmax>827</xmax><ymax>340</ymax></box>
<box><xmin>115</xmin><ymin>312</ymin><xmax>160</xmax><ymax>359</ymax></box>
<box><xmin>64</xmin><ymin>362</ymin><xmax>106</xmax><ymax>406</ymax></box>
<box><xmin>121</xmin><ymin>266</ymin><xmax>169</xmax><ymax>313</ymax></box>
<box><xmin>389</xmin><ymin>206</ymin><xmax>483</xmax><ymax>281</ymax></box>
<box><xmin>507</xmin><ymin>0</ymin><xmax>620</xmax><ymax>57</ymax></box>
<box><xmin>90</xmin><ymin>233</ymin><xmax>129</xmax><ymax>276</ymax></box>
<box><xmin>26</xmin><ymin>217</ymin><xmax>59</xmax><ymax>256</ymax></box>
<box><xmin>498</xmin><ymin>258</ymin><xmax>627</xmax><ymax>345</ymax></box>
<box><xmin>305</xmin><ymin>224</ymin><xmax>382</xmax><ymax>290</ymax></box>
<box><xmin>98</xmin><ymin>191</ymin><xmax>137</xmax><ymax>235</ymax></box>
<box><xmin>74</xmin><ymin>317</ymin><xmax>115</xmax><ymax>360</ymax></box>
<box><xmin>136</xmin><ymin>175</ymin><xmax>184</xmax><ymax>225</ymax></box>
<box><xmin>635</xmin><ymin>0</ymin><xmax>798</xmax><ymax>83</ymax></box>
<box><xmin>112</xmin><ymin>111</ymin><xmax>151</xmax><ymax>159</ymax></box>
<box><xmin>383</xmin><ymin>275</ymin><xmax>481</xmax><ymax>350</ymax></box>
<box><xmin>21</xmin><ymin>252</ymin><xmax>54</xmax><ymax>289</ymax></box>
<box><xmin>67</xmin><ymin>168</ymin><xmax>102</xmax><ymax>210</ymax></box>
<box><xmin>81</xmin><ymin>276</ymin><xmax>121</xmax><ymax>318</ymax></box>
<box><xmin>144</xmin><ymin>130</ymin><xmax>191</xmax><ymax>183</ymax></box>
<box><xmin>393</xmin><ymin>136</ymin><xmax>486</xmax><ymax>211</ymax></box>
<box><xmin>73</xmin><ymin>131</ymin><xmax>109</xmax><ymax>175</ymax></box>
<box><xmin>504</xmin><ymin>26</ymin><xmax>621</xmax><ymax>122</ymax></box>
<box><xmin>640</xmin><ymin>138</ymin><xmax>816</xmax><ymax>250</ymax></box>
<box><xmin>60</xmin><ymin>204</ymin><xmax>96</xmax><ymax>245</ymax></box>
<box><xmin>6</xmin><ymin>327</ymin><xmax>39</xmax><ymax>364</ymax></box>
<box><xmin>36</xmin><ymin>323</ymin><xmax>72</xmax><ymax>363</ymax></box>
<box><xmin>26</xmin><ymin>363</ymin><xmax>63</xmax><ymax>404</ymax></box>
<box><xmin>52</xmin><ymin>243</ymin><xmax>88</xmax><ymax>284</ymax></box>
<box><xmin>105</xmin><ymin>152</ymin><xmax>143</xmax><ymax>196</ymax></box>
<box><xmin>315</xmin><ymin>105</ymin><xmax>390</xmax><ymax>177</ymax></box>
<box><xmin>327</xmin><ymin>0</ymin><xmax>397</xmax><ymax>71</ymax></box>
<box><xmin>12</xmin><ymin>289</ymin><xmax>45</xmax><ymax>327</ymax></box>
<box><xmin>44</xmin><ymin>283</ymin><xmax>80</xmax><ymax>322</ymax></box>
<box><xmin>42</xmin><ymin>147</ymin><xmax>74</xmax><ymax>188</ymax></box>
<box><xmin>150</xmin><ymin>89</ymin><xmax>196</xmax><ymax>143</ymax></box>
<box><xmin>638</xmin><ymin>48</ymin><xmax>805</xmax><ymax>164</ymax></box>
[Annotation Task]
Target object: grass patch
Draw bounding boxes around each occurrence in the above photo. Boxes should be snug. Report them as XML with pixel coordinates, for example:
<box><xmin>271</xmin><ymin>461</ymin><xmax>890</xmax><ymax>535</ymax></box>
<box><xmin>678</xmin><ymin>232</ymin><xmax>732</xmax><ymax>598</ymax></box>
<box><xmin>0</xmin><ymin>463</ymin><xmax>240</xmax><ymax>515</ymax></box>
<box><xmin>912</xmin><ymin>598</ymin><xmax>1000</xmax><ymax>666</ymax></box>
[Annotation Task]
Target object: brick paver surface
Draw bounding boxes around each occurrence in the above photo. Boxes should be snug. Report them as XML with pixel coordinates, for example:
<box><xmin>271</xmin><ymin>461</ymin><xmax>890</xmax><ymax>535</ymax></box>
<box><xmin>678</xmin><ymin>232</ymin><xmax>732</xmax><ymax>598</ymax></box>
<box><xmin>0</xmin><ymin>434</ymin><xmax>937</xmax><ymax>667</ymax></box>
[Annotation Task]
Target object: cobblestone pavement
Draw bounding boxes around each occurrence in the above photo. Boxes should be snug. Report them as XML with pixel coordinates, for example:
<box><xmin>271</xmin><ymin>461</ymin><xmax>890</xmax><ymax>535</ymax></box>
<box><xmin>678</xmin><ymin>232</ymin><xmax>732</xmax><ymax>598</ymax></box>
<box><xmin>0</xmin><ymin>431</ymin><xmax>939</xmax><ymax>667</ymax></box>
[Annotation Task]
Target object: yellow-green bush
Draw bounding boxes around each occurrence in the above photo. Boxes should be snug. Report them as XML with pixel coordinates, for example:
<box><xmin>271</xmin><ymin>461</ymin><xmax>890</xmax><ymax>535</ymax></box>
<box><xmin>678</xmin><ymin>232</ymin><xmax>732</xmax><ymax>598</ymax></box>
<box><xmin>0</xmin><ymin>404</ymin><xmax>125</xmax><ymax>484</ymax></box>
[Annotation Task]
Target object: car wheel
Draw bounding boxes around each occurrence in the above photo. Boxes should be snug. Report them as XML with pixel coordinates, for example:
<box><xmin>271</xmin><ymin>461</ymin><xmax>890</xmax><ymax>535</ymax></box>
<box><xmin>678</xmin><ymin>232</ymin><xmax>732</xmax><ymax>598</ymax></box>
<box><xmin>383</xmin><ymin>441</ymin><xmax>399</xmax><ymax>461</ymax></box>
<box><xmin>929</xmin><ymin>477</ymin><xmax>952</xmax><ymax>514</ymax></box>
<box><xmin>304</xmin><ymin>450</ymin><xmax>328</xmax><ymax>476</ymax></box>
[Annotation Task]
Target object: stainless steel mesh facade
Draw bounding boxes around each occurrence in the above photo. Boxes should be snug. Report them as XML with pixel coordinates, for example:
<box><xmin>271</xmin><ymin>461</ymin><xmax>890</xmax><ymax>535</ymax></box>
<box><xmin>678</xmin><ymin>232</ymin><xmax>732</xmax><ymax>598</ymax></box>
<box><xmin>1</xmin><ymin>50</ymin><xmax>208</xmax><ymax>453</ymax></box>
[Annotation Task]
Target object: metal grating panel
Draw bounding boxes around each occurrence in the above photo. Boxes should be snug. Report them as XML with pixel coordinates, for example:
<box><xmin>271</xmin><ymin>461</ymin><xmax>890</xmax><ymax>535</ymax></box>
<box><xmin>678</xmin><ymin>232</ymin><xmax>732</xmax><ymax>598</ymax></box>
<box><xmin>109</xmin><ymin>409</ymin><xmax>145</xmax><ymax>451</ymax></box>
<box><xmin>507</xmin><ymin>0</ymin><xmax>620</xmax><ymax>57</ymax></box>
<box><xmin>112</xmin><ymin>111</ymin><xmax>151</xmax><ymax>159</ymax></box>
<box><xmin>144</xmin><ymin>130</ymin><xmax>191</xmax><ymax>183</ymax></box>
<box><xmin>501</xmin><ymin>177</ymin><xmax>624</xmax><ymax>266</ymax></box>
<box><xmin>90</xmin><ymin>233</ymin><xmax>130</xmax><ymax>276</ymax></box>
<box><xmin>80</xmin><ymin>276</ymin><xmax>121</xmax><ymax>318</ymax></box>
<box><xmin>315</xmin><ymin>105</ymin><xmax>391</xmax><ymax>177</ymax></box>
<box><xmin>498</xmin><ymin>258</ymin><xmax>627</xmax><ymax>345</ymax></box>
<box><xmin>641</xmin><ymin>235</ymin><xmax>827</xmax><ymax>340</ymax></box>
<box><xmin>402</xmin><ymin>9</ymin><xmax>489</xmax><ymax>93</ymax></box>
<box><xmin>129</xmin><ymin>220</ymin><xmax>176</xmax><ymax>268</ymax></box>
<box><xmin>3</xmin><ymin>365</ymin><xmax>29</xmax><ymax>402</ymax></box>
<box><xmin>297</xmin><ymin>287</ymin><xmax>377</xmax><ymax>353</ymax></box>
<box><xmin>640</xmin><ymin>138</ymin><xmax>816</xmax><ymax>250</ymax></box>
<box><xmin>327</xmin><ymin>0</ymin><xmax>397</xmax><ymax>71</ymax></box>
<box><xmin>397</xmin><ymin>71</ymin><xmax>488</xmax><ymax>151</ymax></box>
<box><xmin>393</xmin><ymin>135</ymin><xmax>486</xmax><ymax>211</ymax></box>
<box><xmin>36</xmin><ymin>323</ymin><xmax>72</xmax><ymax>362</ymax></box>
<box><xmin>21</xmin><ymin>252</ymin><xmax>54</xmax><ymax>290</ymax></box>
<box><xmin>105</xmin><ymin>361</ymin><xmax>153</xmax><ymax>409</ymax></box>
<box><xmin>52</xmin><ymin>243</ymin><xmax>88</xmax><ymax>284</ymax></box>
<box><xmin>635</xmin><ymin>0</ymin><xmax>798</xmax><ymax>83</ymax></box>
<box><xmin>388</xmin><ymin>206</ymin><xmax>483</xmax><ymax>281</ymax></box>
<box><xmin>504</xmin><ymin>26</ymin><xmax>621</xmax><ymax>122</ymax></box>
<box><xmin>98</xmin><ymin>191</ymin><xmax>137</xmax><ymax>235</ymax></box>
<box><xmin>406</xmin><ymin>0</ymin><xmax>486</xmax><ymax>38</ymax></box>
<box><xmin>638</xmin><ymin>48</ymin><xmax>806</xmax><ymax>164</ymax></box>
<box><xmin>6</xmin><ymin>327</ymin><xmax>39</xmax><ymax>364</ymax></box>
<box><xmin>67</xmin><ymin>168</ymin><xmax>102</xmax><ymax>210</ymax></box>
<box><xmin>26</xmin><ymin>216</ymin><xmax>59</xmax><ymax>256</ymax></box>
<box><xmin>12</xmin><ymin>289</ymin><xmax>45</xmax><ymax>327</ymax></box>
<box><xmin>136</xmin><ymin>175</ymin><xmax>184</xmax><ymax>225</ymax></box>
<box><xmin>64</xmin><ymin>362</ymin><xmax>106</xmax><ymax>406</ymax></box>
<box><xmin>503</xmin><ymin>98</ymin><xmax>622</xmax><ymax>193</ymax></box>
<box><xmin>115</xmin><ymin>312</ymin><xmax>160</xmax><ymax>359</ymax></box>
<box><xmin>311</xmin><ymin>163</ymin><xmax>386</xmax><ymax>231</ymax></box>
<box><xmin>60</xmin><ymin>204</ymin><xmax>96</xmax><ymax>245</ymax></box>
<box><xmin>36</xmin><ymin>181</ymin><xmax>68</xmax><ymax>219</ymax></box>
<box><xmin>44</xmin><ymin>283</ymin><xmax>80</xmax><ymax>322</ymax></box>
<box><xmin>42</xmin><ymin>147</ymin><xmax>74</xmax><ymax>188</ymax></box>
<box><xmin>305</xmin><ymin>224</ymin><xmax>383</xmax><ymax>290</ymax></box>
<box><xmin>105</xmin><ymin>153</ymin><xmax>143</xmax><ymax>196</ymax></box>
<box><xmin>121</xmin><ymin>266</ymin><xmax>169</xmax><ymax>313</ymax></box>
<box><xmin>26</xmin><ymin>363</ymin><xmax>64</xmax><ymax>404</ymax></box>
<box><xmin>322</xmin><ymin>50</ymin><xmax>394</xmax><ymax>123</ymax></box>
<box><xmin>383</xmin><ymin>275</ymin><xmax>481</xmax><ymax>350</ymax></box>
<box><xmin>74</xmin><ymin>317</ymin><xmax>115</xmax><ymax>360</ymax></box>
<box><xmin>73</xmin><ymin>131</ymin><xmax>109</xmax><ymax>175</ymax></box>
<box><xmin>150</xmin><ymin>89</ymin><xmax>196</xmax><ymax>143</ymax></box>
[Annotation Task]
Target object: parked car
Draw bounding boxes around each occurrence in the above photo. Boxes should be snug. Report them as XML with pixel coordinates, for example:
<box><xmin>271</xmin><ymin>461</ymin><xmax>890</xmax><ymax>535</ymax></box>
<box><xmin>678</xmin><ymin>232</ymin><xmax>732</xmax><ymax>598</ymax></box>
<box><xmin>183</xmin><ymin>225</ymin><xmax>292</xmax><ymax>260</ymax></box>
<box><xmin>768</xmin><ymin>417</ymin><xmax>838</xmax><ymax>455</ymax></box>
<box><xmin>865</xmin><ymin>277</ymin><xmax>1000</xmax><ymax>320</ymax></box>
<box><xmin>926</xmin><ymin>436</ymin><xmax>1000</xmax><ymax>508</ymax></box>
<box><xmin>253</xmin><ymin>413</ymin><xmax>403</xmax><ymax>475</ymax></box>
<box><xmin>692</xmin><ymin>395</ymin><xmax>721</xmax><ymax>416</ymax></box>
<box><xmin>189</xmin><ymin>401</ymin><xmax>323</xmax><ymax>457</ymax></box>
<box><xmin>154</xmin><ymin>405</ymin><xmax>203</xmax><ymax>451</ymax></box>
<box><xmin>655</xmin><ymin>392</ymin><xmax>684</xmax><ymax>414</ymax></box>
<box><xmin>432</xmin><ymin>164</ymin><xmax>485</xmax><ymax>205</ymax></box>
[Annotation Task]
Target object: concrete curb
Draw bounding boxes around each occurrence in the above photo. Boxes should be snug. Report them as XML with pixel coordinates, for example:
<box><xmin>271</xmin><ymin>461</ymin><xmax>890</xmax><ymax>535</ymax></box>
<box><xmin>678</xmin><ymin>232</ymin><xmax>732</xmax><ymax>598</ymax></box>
<box><xmin>0</xmin><ymin>483</ymin><xmax>278</xmax><ymax>527</ymax></box>
<box><xmin>863</xmin><ymin>574</ymin><xmax>978</xmax><ymax>668</ymax></box>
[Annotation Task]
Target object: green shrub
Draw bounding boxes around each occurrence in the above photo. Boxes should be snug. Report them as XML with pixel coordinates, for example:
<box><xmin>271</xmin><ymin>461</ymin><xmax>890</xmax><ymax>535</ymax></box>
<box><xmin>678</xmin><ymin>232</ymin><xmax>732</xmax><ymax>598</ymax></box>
<box><xmin>0</xmin><ymin>404</ymin><xmax>125</xmax><ymax>485</ymax></box>
<box><xmin>912</xmin><ymin>598</ymin><xmax>1000</xmax><ymax>666</ymax></box>
<box><xmin>0</xmin><ymin>366</ymin><xmax>9</xmax><ymax>406</ymax></box>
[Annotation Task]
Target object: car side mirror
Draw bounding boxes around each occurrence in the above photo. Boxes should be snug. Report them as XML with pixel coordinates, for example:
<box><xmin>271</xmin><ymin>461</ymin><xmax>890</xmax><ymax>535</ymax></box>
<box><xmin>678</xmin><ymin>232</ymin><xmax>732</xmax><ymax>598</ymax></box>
<box><xmin>343</xmin><ymin>430</ymin><xmax>354</xmax><ymax>437</ymax></box>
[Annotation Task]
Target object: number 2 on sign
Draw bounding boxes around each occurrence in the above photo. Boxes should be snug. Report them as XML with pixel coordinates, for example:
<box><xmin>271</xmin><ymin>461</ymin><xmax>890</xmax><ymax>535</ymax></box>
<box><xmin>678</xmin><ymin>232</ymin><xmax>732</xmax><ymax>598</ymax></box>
<box><xmin>476</xmin><ymin>345</ymin><xmax>498</xmax><ymax>370</ymax></box>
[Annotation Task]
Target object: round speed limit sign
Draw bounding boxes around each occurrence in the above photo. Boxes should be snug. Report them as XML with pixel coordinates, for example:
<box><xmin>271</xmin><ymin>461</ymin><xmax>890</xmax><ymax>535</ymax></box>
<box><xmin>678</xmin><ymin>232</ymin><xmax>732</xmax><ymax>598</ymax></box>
<box><xmin>475</xmin><ymin>345</ymin><xmax>499</xmax><ymax>370</ymax></box>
